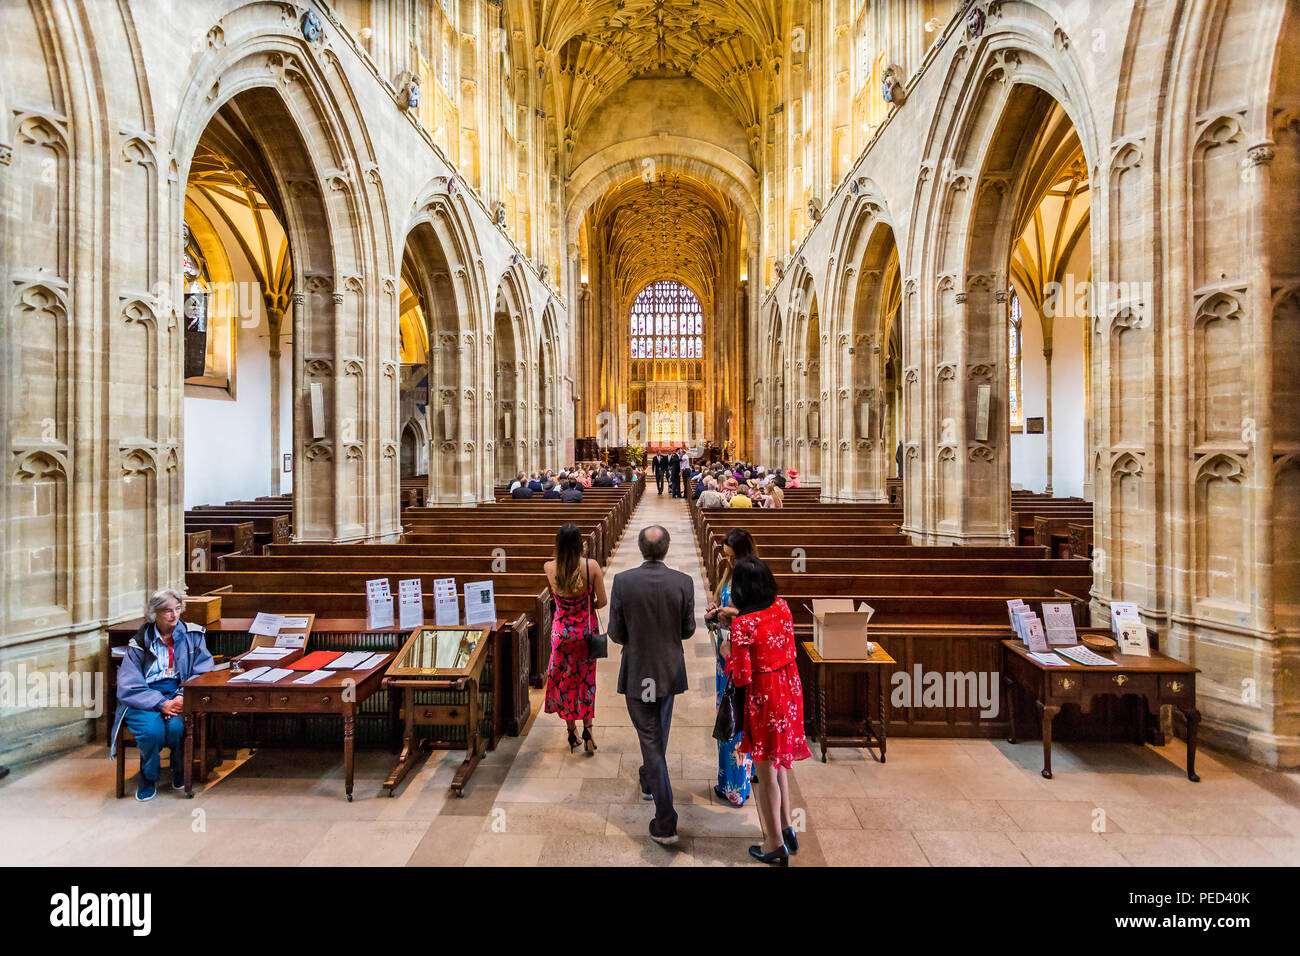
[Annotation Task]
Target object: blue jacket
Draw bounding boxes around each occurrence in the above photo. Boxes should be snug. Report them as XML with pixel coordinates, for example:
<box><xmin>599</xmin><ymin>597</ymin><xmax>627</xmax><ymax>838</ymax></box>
<box><xmin>109</xmin><ymin>620</ymin><xmax>214</xmax><ymax>758</ymax></box>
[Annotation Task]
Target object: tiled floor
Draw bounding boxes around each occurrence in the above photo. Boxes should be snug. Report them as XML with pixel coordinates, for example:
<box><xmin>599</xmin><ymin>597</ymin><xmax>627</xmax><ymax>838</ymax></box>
<box><xmin>2</xmin><ymin>488</ymin><xmax>1298</xmax><ymax>866</ymax></box>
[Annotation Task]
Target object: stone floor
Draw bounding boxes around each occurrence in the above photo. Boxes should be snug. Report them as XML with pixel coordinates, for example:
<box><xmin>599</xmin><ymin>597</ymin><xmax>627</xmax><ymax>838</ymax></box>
<box><xmin>2</xmin><ymin>487</ymin><xmax>1298</xmax><ymax>866</ymax></box>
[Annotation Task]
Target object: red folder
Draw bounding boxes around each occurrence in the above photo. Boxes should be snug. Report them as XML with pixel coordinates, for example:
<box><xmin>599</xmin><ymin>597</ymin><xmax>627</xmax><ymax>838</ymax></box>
<box><xmin>289</xmin><ymin>650</ymin><xmax>342</xmax><ymax>671</ymax></box>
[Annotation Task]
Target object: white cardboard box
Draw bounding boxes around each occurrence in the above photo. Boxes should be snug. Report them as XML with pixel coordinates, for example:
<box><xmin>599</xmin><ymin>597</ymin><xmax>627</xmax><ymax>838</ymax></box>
<box><xmin>812</xmin><ymin>599</ymin><xmax>876</xmax><ymax>659</ymax></box>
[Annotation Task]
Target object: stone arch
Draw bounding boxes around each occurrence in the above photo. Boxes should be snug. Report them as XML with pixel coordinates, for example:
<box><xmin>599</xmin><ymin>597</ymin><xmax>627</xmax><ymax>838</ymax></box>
<box><xmin>401</xmin><ymin>183</ymin><xmax>490</xmax><ymax>504</ymax></box>
<box><xmin>790</xmin><ymin>275</ymin><xmax>824</xmax><ymax>488</ymax></box>
<box><xmin>493</xmin><ymin>265</ymin><xmax>534</xmax><ymax>480</ymax></box>
<box><xmin>170</xmin><ymin>19</ymin><xmax>393</xmax><ymax>540</ymax></box>
<box><xmin>826</xmin><ymin>193</ymin><xmax>901</xmax><ymax>502</ymax></box>
<box><xmin>538</xmin><ymin>300</ymin><xmax>563</xmax><ymax>469</ymax></box>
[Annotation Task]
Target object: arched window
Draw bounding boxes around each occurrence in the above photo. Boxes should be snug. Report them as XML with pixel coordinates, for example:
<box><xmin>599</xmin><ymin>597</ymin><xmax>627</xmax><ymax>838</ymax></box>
<box><xmin>1009</xmin><ymin>288</ymin><xmax>1023</xmax><ymax>429</ymax></box>
<box><xmin>630</xmin><ymin>280</ymin><xmax>703</xmax><ymax>360</ymax></box>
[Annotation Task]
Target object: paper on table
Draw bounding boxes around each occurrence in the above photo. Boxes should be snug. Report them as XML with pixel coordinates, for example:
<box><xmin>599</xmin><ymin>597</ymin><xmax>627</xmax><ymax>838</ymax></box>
<box><xmin>324</xmin><ymin>650</ymin><xmax>373</xmax><ymax>669</ymax></box>
<box><xmin>228</xmin><ymin>666</ymin><xmax>270</xmax><ymax>682</ymax></box>
<box><xmin>280</xmin><ymin>615</ymin><xmax>311</xmax><ymax>630</ymax></box>
<box><xmin>355</xmin><ymin>652</ymin><xmax>390</xmax><ymax>670</ymax></box>
<box><xmin>251</xmin><ymin>667</ymin><xmax>294</xmax><ymax>683</ymax></box>
<box><xmin>1057</xmin><ymin>644</ymin><xmax>1119</xmax><ymax>666</ymax></box>
<box><xmin>398</xmin><ymin>579</ymin><xmax>424</xmax><ymax>630</ymax></box>
<box><xmin>1118</xmin><ymin>621</ymin><xmax>1151</xmax><ymax>657</ymax></box>
<box><xmin>274</xmin><ymin>633</ymin><xmax>306</xmax><ymax>648</ymax></box>
<box><xmin>242</xmin><ymin>647</ymin><xmax>291</xmax><ymax>660</ymax></box>
<box><xmin>248</xmin><ymin>612</ymin><xmax>284</xmax><ymax>637</ymax></box>
<box><xmin>1028</xmin><ymin>651</ymin><xmax>1070</xmax><ymax>666</ymax></box>
<box><xmin>292</xmin><ymin>669</ymin><xmax>332</xmax><ymax>685</ymax></box>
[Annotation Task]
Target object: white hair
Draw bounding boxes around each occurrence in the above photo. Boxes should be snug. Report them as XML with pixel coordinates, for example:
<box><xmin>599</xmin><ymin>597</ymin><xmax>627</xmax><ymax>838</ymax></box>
<box><xmin>145</xmin><ymin>588</ymin><xmax>186</xmax><ymax>622</ymax></box>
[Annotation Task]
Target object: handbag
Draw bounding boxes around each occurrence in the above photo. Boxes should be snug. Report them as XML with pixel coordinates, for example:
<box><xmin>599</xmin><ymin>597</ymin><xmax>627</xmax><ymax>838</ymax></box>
<box><xmin>713</xmin><ymin>675</ymin><xmax>745</xmax><ymax>742</ymax></box>
<box><xmin>582</xmin><ymin>560</ymin><xmax>608</xmax><ymax>659</ymax></box>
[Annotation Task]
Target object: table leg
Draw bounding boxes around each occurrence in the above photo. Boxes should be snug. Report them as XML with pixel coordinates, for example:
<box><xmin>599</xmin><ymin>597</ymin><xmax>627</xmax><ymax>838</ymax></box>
<box><xmin>1036</xmin><ymin>702</ymin><xmax>1060</xmax><ymax>779</ymax></box>
<box><xmin>876</xmin><ymin>666</ymin><xmax>887</xmax><ymax>763</ymax></box>
<box><xmin>818</xmin><ymin>663</ymin><xmax>827</xmax><ymax>763</ymax></box>
<box><xmin>198</xmin><ymin>714</ymin><xmax>209</xmax><ymax>783</ymax></box>
<box><xmin>183</xmin><ymin>712</ymin><xmax>195</xmax><ymax>798</ymax></box>
<box><xmin>1004</xmin><ymin>674</ymin><xmax>1018</xmax><ymax>744</ymax></box>
<box><xmin>384</xmin><ymin>686</ymin><xmax>417</xmax><ymax>796</ymax></box>
<box><xmin>343</xmin><ymin>707</ymin><xmax>355</xmax><ymax>802</ymax></box>
<box><xmin>1182</xmin><ymin>706</ymin><xmax>1201</xmax><ymax>782</ymax></box>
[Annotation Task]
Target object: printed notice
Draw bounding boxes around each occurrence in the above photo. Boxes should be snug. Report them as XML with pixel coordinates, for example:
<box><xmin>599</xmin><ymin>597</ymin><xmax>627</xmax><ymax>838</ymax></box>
<box><xmin>248</xmin><ymin>612</ymin><xmax>284</xmax><ymax>637</ymax></box>
<box><xmin>464</xmin><ymin>580</ymin><xmax>496</xmax><ymax>626</ymax></box>
<box><xmin>1041</xmin><ymin>602</ymin><xmax>1078</xmax><ymax>646</ymax></box>
<box><xmin>433</xmin><ymin>578</ymin><xmax>459</xmax><ymax>626</ymax></box>
<box><xmin>366</xmin><ymin>578</ymin><xmax>394</xmax><ymax>630</ymax></box>
<box><xmin>398</xmin><ymin>578</ymin><xmax>424</xmax><ymax>629</ymax></box>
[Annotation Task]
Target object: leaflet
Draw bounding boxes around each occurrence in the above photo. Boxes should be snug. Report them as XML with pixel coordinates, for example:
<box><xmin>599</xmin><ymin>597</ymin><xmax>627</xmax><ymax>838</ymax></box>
<box><xmin>292</xmin><ymin>669</ymin><xmax>333</xmax><ymax>685</ymax></box>
<box><xmin>1041</xmin><ymin>602</ymin><xmax>1078</xmax><ymax>646</ymax></box>
<box><xmin>228</xmin><ymin>666</ymin><xmax>271</xmax><ymax>683</ymax></box>
<box><xmin>1057</xmin><ymin>644</ymin><xmax>1119</xmax><ymax>666</ymax></box>
<box><xmin>248</xmin><ymin>612</ymin><xmax>284</xmax><ymax>637</ymax></box>
<box><xmin>251</xmin><ymin>667</ymin><xmax>294</xmax><ymax>683</ymax></box>
<box><xmin>324</xmin><ymin>650</ymin><xmax>374</xmax><ymax>670</ymax></box>
<box><xmin>1028</xmin><ymin>651</ymin><xmax>1070</xmax><ymax>667</ymax></box>
<box><xmin>464</xmin><ymin>580</ymin><xmax>497</xmax><ymax>625</ymax></box>
<box><xmin>433</xmin><ymin>577</ymin><xmax>459</xmax><ymax>626</ymax></box>
<box><xmin>398</xmin><ymin>578</ymin><xmax>424</xmax><ymax>630</ymax></box>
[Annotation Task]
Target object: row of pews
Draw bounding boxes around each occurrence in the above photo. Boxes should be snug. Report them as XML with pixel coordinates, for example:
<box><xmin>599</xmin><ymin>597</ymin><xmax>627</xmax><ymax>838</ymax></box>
<box><xmin>1012</xmin><ymin>490</ymin><xmax>1093</xmax><ymax>557</ymax></box>
<box><xmin>184</xmin><ymin>495</ymin><xmax>293</xmax><ymax>571</ymax></box>
<box><xmin>115</xmin><ymin>479</ymin><xmax>643</xmax><ymax>757</ymax></box>
<box><xmin>688</xmin><ymin>482</ymin><xmax>1113</xmax><ymax>739</ymax></box>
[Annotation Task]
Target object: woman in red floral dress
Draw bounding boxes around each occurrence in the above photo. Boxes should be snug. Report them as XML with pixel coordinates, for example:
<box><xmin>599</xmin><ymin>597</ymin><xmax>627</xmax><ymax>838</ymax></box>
<box><xmin>544</xmin><ymin>523</ymin><xmax>606</xmax><ymax>754</ymax></box>
<box><xmin>721</xmin><ymin>555</ymin><xmax>810</xmax><ymax>865</ymax></box>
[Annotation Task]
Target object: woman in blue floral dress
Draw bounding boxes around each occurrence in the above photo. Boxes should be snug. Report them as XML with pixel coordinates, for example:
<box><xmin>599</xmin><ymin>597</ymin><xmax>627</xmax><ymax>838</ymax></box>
<box><xmin>704</xmin><ymin>528</ymin><xmax>756</xmax><ymax>806</ymax></box>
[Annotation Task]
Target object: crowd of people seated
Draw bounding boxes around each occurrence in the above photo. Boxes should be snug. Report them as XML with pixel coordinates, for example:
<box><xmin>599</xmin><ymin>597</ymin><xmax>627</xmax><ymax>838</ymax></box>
<box><xmin>689</xmin><ymin>460</ymin><xmax>798</xmax><ymax>509</ymax></box>
<box><xmin>508</xmin><ymin>466</ymin><xmax>627</xmax><ymax>500</ymax></box>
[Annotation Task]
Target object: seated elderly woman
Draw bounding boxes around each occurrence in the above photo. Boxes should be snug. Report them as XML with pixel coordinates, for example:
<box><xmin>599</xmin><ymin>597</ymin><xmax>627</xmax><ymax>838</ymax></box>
<box><xmin>110</xmin><ymin>589</ymin><xmax>214</xmax><ymax>801</ymax></box>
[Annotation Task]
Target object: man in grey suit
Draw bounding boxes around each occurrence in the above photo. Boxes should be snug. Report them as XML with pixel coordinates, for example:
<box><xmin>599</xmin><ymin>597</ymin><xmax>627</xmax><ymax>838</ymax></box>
<box><xmin>607</xmin><ymin>525</ymin><xmax>695</xmax><ymax>845</ymax></box>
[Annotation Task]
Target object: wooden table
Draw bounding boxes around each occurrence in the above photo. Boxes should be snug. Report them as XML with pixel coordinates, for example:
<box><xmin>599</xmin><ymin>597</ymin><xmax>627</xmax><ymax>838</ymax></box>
<box><xmin>181</xmin><ymin>656</ymin><xmax>390</xmax><ymax>801</ymax></box>
<box><xmin>800</xmin><ymin>641</ymin><xmax>895</xmax><ymax>763</ymax></box>
<box><xmin>1000</xmin><ymin>640</ymin><xmax>1201</xmax><ymax>780</ymax></box>
<box><xmin>383</xmin><ymin>625</ymin><xmax>493</xmax><ymax>798</ymax></box>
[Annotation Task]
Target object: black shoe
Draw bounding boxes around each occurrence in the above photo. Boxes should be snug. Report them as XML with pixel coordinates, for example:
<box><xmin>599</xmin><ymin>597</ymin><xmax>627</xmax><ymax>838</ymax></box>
<box><xmin>649</xmin><ymin>820</ymin><xmax>679</xmax><ymax>846</ymax></box>
<box><xmin>782</xmin><ymin>827</ymin><xmax>799</xmax><ymax>854</ymax></box>
<box><xmin>748</xmin><ymin>844</ymin><xmax>789</xmax><ymax>866</ymax></box>
<box><xmin>171</xmin><ymin>764</ymin><xmax>185</xmax><ymax>791</ymax></box>
<box><xmin>567</xmin><ymin>730</ymin><xmax>579</xmax><ymax>753</ymax></box>
<box><xmin>582</xmin><ymin>728</ymin><xmax>597</xmax><ymax>755</ymax></box>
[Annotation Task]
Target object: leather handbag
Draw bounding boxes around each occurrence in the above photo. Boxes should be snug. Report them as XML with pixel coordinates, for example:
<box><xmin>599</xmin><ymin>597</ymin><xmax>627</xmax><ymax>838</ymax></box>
<box><xmin>713</xmin><ymin>676</ymin><xmax>744</xmax><ymax>742</ymax></box>
<box><xmin>582</xmin><ymin>561</ymin><xmax>608</xmax><ymax>659</ymax></box>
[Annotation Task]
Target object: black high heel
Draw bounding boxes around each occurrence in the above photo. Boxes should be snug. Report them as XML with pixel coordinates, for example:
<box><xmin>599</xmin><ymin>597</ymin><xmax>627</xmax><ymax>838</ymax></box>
<box><xmin>582</xmin><ymin>728</ymin><xmax>597</xmax><ymax>755</ymax></box>
<box><xmin>567</xmin><ymin>729</ymin><xmax>579</xmax><ymax>752</ymax></box>
<box><xmin>782</xmin><ymin>827</ymin><xmax>799</xmax><ymax>854</ymax></box>
<box><xmin>748</xmin><ymin>844</ymin><xmax>789</xmax><ymax>867</ymax></box>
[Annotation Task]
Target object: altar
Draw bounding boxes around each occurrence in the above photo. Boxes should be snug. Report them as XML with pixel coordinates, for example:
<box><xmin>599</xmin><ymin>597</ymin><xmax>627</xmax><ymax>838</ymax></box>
<box><xmin>646</xmin><ymin>381</ymin><xmax>690</xmax><ymax>449</ymax></box>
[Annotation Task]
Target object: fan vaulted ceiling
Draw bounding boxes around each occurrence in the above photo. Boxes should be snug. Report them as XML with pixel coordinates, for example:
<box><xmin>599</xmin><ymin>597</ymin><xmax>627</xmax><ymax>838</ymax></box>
<box><xmin>538</xmin><ymin>0</ymin><xmax>780</xmax><ymax>150</ymax></box>
<box><xmin>589</xmin><ymin>172</ymin><xmax>733</xmax><ymax>304</ymax></box>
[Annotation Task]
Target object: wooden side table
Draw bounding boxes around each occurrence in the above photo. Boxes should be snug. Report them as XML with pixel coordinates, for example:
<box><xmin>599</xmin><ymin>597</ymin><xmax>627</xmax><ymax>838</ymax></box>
<box><xmin>1000</xmin><ymin>640</ymin><xmax>1201</xmax><ymax>780</ymax></box>
<box><xmin>182</xmin><ymin>658</ymin><xmax>389</xmax><ymax>801</ymax></box>
<box><xmin>800</xmin><ymin>641</ymin><xmax>895</xmax><ymax>763</ymax></box>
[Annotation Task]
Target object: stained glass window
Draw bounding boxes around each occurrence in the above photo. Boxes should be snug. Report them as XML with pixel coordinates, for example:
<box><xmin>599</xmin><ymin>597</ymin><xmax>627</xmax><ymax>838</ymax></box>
<box><xmin>629</xmin><ymin>280</ymin><xmax>704</xmax><ymax>360</ymax></box>
<box><xmin>1009</xmin><ymin>289</ymin><xmax>1023</xmax><ymax>428</ymax></box>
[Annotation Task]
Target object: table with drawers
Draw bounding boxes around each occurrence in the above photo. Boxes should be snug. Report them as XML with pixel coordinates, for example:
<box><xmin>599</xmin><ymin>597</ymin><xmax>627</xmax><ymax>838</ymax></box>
<box><xmin>1000</xmin><ymin>640</ymin><xmax>1201</xmax><ymax>780</ymax></box>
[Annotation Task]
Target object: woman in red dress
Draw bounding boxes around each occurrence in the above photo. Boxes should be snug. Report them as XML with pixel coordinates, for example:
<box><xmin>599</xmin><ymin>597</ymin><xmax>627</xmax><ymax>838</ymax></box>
<box><xmin>721</xmin><ymin>555</ymin><xmax>810</xmax><ymax>865</ymax></box>
<box><xmin>544</xmin><ymin>523</ymin><xmax>607</xmax><ymax>754</ymax></box>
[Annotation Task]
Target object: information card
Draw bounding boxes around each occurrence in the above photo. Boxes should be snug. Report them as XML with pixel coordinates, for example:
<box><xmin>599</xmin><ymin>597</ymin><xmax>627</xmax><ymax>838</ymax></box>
<box><xmin>433</xmin><ymin>577</ymin><xmax>459</xmax><ymax>626</ymax></box>
<box><xmin>464</xmin><ymin>580</ymin><xmax>496</xmax><ymax>626</ymax></box>
<box><xmin>1117</xmin><ymin>620</ymin><xmax>1151</xmax><ymax>656</ymax></box>
<box><xmin>248</xmin><ymin>612</ymin><xmax>284</xmax><ymax>637</ymax></box>
<box><xmin>1041</xmin><ymin>602</ymin><xmax>1078</xmax><ymax>646</ymax></box>
<box><xmin>366</xmin><ymin>578</ymin><xmax>394</xmax><ymax>630</ymax></box>
<box><xmin>398</xmin><ymin>578</ymin><xmax>424</xmax><ymax>629</ymax></box>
